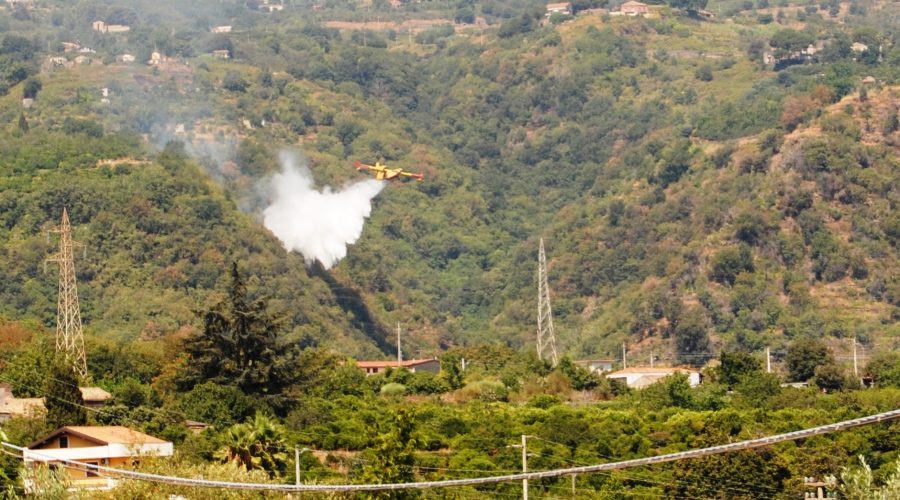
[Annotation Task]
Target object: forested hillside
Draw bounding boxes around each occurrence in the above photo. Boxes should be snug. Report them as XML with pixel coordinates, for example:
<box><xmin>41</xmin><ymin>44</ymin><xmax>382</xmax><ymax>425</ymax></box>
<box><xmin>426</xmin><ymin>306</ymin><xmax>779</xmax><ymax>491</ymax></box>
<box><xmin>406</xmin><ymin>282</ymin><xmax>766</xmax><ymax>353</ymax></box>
<box><xmin>4</xmin><ymin>0</ymin><xmax>899</xmax><ymax>364</ymax></box>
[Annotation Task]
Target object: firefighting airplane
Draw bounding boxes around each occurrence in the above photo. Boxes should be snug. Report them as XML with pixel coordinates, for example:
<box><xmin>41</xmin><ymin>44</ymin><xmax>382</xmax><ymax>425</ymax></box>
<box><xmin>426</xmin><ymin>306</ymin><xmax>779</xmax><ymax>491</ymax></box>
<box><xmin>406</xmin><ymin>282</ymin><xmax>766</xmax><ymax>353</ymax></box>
<box><xmin>353</xmin><ymin>161</ymin><xmax>424</xmax><ymax>182</ymax></box>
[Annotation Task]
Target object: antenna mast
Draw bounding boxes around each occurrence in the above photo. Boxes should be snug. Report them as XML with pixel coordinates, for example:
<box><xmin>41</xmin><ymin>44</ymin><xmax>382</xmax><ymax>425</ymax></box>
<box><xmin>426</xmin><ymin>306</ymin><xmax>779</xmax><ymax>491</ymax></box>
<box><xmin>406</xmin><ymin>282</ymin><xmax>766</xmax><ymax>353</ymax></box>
<box><xmin>46</xmin><ymin>208</ymin><xmax>88</xmax><ymax>379</ymax></box>
<box><xmin>537</xmin><ymin>238</ymin><xmax>559</xmax><ymax>367</ymax></box>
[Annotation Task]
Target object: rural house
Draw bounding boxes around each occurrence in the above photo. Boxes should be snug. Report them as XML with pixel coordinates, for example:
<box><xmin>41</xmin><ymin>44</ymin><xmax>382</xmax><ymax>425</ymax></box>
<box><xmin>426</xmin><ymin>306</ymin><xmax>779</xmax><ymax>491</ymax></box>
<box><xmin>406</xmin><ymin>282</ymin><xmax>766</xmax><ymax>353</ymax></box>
<box><xmin>356</xmin><ymin>358</ymin><xmax>441</xmax><ymax>376</ymax></box>
<box><xmin>619</xmin><ymin>1</ymin><xmax>650</xmax><ymax>17</ymax></box>
<box><xmin>605</xmin><ymin>367</ymin><xmax>701</xmax><ymax>389</ymax></box>
<box><xmin>24</xmin><ymin>426</ymin><xmax>173</xmax><ymax>491</ymax></box>
<box><xmin>545</xmin><ymin>2</ymin><xmax>573</xmax><ymax>16</ymax></box>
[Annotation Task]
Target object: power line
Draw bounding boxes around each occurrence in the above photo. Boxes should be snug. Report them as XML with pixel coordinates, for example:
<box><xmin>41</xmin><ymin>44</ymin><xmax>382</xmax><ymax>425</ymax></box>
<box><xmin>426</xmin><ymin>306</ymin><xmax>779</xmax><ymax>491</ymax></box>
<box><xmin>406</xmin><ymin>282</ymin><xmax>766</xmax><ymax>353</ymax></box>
<box><xmin>4</xmin><ymin>408</ymin><xmax>898</xmax><ymax>492</ymax></box>
<box><xmin>526</xmin><ymin>436</ymin><xmax>784</xmax><ymax>497</ymax></box>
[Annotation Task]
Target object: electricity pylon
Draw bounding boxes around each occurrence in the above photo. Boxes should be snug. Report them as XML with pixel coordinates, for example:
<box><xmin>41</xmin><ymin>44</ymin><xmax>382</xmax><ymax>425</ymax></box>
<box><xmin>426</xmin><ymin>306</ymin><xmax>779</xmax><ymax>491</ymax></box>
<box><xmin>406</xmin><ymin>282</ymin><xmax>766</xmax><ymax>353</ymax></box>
<box><xmin>46</xmin><ymin>208</ymin><xmax>87</xmax><ymax>379</ymax></box>
<box><xmin>537</xmin><ymin>238</ymin><xmax>559</xmax><ymax>367</ymax></box>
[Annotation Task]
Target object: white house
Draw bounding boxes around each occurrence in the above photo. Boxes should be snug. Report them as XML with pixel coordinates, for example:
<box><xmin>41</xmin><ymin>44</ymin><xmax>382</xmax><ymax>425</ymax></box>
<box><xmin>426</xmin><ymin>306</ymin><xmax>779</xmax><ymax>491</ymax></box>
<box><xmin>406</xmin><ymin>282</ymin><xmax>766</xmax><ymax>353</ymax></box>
<box><xmin>546</xmin><ymin>2</ymin><xmax>573</xmax><ymax>16</ymax></box>
<box><xmin>605</xmin><ymin>367</ymin><xmax>701</xmax><ymax>389</ymax></box>
<box><xmin>575</xmin><ymin>359</ymin><xmax>615</xmax><ymax>373</ymax></box>
<box><xmin>92</xmin><ymin>20</ymin><xmax>129</xmax><ymax>33</ymax></box>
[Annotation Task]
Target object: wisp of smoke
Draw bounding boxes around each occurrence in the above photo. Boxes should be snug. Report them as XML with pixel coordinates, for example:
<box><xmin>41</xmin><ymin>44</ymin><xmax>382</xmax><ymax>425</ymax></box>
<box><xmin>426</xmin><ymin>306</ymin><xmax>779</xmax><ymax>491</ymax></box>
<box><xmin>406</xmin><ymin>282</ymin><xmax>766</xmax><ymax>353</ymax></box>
<box><xmin>263</xmin><ymin>152</ymin><xmax>385</xmax><ymax>269</ymax></box>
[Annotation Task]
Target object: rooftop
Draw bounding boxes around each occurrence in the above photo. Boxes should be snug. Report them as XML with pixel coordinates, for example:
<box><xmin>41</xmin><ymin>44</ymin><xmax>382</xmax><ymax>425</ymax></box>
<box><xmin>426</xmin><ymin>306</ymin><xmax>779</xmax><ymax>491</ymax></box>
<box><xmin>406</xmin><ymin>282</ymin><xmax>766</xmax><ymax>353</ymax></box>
<box><xmin>607</xmin><ymin>366</ymin><xmax>699</xmax><ymax>375</ymax></box>
<box><xmin>356</xmin><ymin>358</ymin><xmax>438</xmax><ymax>369</ymax></box>
<box><xmin>30</xmin><ymin>426</ymin><xmax>168</xmax><ymax>448</ymax></box>
<box><xmin>79</xmin><ymin>387</ymin><xmax>112</xmax><ymax>402</ymax></box>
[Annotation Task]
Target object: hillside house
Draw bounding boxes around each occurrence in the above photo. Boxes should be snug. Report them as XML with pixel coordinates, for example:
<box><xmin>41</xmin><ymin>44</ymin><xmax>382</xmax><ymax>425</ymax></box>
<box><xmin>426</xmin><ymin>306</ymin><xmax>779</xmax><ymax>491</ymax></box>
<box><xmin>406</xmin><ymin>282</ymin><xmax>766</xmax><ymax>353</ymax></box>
<box><xmin>574</xmin><ymin>359</ymin><xmax>615</xmax><ymax>373</ymax></box>
<box><xmin>211</xmin><ymin>49</ymin><xmax>230</xmax><ymax>59</ymax></box>
<box><xmin>0</xmin><ymin>385</ymin><xmax>43</xmax><ymax>422</ymax></box>
<box><xmin>184</xmin><ymin>420</ymin><xmax>211</xmax><ymax>434</ymax></box>
<box><xmin>92</xmin><ymin>21</ymin><xmax>130</xmax><ymax>33</ymax></box>
<box><xmin>117</xmin><ymin>54</ymin><xmax>135</xmax><ymax>63</ymax></box>
<box><xmin>605</xmin><ymin>367</ymin><xmax>701</xmax><ymax>389</ymax></box>
<box><xmin>210</xmin><ymin>25</ymin><xmax>232</xmax><ymax>33</ymax></box>
<box><xmin>851</xmin><ymin>42</ymin><xmax>869</xmax><ymax>53</ymax></box>
<box><xmin>0</xmin><ymin>385</ymin><xmax>111</xmax><ymax>422</ymax></box>
<box><xmin>80</xmin><ymin>387</ymin><xmax>112</xmax><ymax>409</ymax></box>
<box><xmin>24</xmin><ymin>426</ymin><xmax>173</xmax><ymax>492</ymax></box>
<box><xmin>73</xmin><ymin>55</ymin><xmax>91</xmax><ymax>65</ymax></box>
<box><xmin>61</xmin><ymin>42</ymin><xmax>79</xmax><ymax>53</ymax></box>
<box><xmin>259</xmin><ymin>1</ymin><xmax>284</xmax><ymax>12</ymax></box>
<box><xmin>389</xmin><ymin>0</ymin><xmax>402</xmax><ymax>8</ymax></box>
<box><xmin>48</xmin><ymin>56</ymin><xmax>68</xmax><ymax>67</ymax></box>
<box><xmin>545</xmin><ymin>2</ymin><xmax>573</xmax><ymax>16</ymax></box>
<box><xmin>619</xmin><ymin>1</ymin><xmax>649</xmax><ymax>17</ymax></box>
<box><xmin>356</xmin><ymin>359</ymin><xmax>441</xmax><ymax>377</ymax></box>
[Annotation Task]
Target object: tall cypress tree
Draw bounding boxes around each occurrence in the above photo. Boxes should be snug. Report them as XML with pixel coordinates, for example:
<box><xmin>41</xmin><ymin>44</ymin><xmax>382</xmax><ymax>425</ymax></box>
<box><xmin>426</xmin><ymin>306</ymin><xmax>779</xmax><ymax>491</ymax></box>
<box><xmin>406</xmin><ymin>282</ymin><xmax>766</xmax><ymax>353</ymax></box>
<box><xmin>44</xmin><ymin>360</ymin><xmax>87</xmax><ymax>428</ymax></box>
<box><xmin>177</xmin><ymin>263</ymin><xmax>298</xmax><ymax>397</ymax></box>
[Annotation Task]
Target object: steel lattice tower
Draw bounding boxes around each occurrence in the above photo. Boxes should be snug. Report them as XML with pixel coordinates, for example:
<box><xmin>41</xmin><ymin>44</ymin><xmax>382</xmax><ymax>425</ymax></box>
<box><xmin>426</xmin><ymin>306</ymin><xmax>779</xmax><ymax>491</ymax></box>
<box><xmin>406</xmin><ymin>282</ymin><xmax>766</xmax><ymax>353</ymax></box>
<box><xmin>537</xmin><ymin>238</ymin><xmax>559</xmax><ymax>367</ymax></box>
<box><xmin>46</xmin><ymin>208</ymin><xmax>87</xmax><ymax>378</ymax></box>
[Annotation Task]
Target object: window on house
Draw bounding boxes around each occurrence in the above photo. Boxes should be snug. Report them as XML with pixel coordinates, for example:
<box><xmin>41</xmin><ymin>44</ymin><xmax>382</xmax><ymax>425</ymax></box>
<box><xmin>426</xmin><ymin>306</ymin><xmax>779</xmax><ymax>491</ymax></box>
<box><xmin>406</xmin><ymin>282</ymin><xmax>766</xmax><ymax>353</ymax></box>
<box><xmin>85</xmin><ymin>461</ymin><xmax>98</xmax><ymax>477</ymax></box>
<box><xmin>59</xmin><ymin>436</ymin><xmax>68</xmax><ymax>448</ymax></box>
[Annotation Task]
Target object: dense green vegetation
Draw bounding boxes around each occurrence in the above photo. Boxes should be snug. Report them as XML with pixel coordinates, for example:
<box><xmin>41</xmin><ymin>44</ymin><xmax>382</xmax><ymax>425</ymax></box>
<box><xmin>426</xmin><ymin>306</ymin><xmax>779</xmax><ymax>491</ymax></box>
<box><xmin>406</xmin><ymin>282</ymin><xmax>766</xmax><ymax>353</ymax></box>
<box><xmin>1</xmin><ymin>0</ymin><xmax>900</xmax><ymax>496</ymax></box>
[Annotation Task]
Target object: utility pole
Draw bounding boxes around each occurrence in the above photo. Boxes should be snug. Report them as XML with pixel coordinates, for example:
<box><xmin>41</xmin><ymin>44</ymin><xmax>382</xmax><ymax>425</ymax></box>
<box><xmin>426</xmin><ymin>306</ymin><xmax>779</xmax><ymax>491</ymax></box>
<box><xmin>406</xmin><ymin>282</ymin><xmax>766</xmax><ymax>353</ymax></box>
<box><xmin>397</xmin><ymin>323</ymin><xmax>402</xmax><ymax>364</ymax></box>
<box><xmin>46</xmin><ymin>208</ymin><xmax>88</xmax><ymax>379</ymax></box>
<box><xmin>508</xmin><ymin>435</ymin><xmax>529</xmax><ymax>500</ymax></box>
<box><xmin>536</xmin><ymin>238</ymin><xmax>559</xmax><ymax>367</ymax></box>
<box><xmin>766</xmin><ymin>346</ymin><xmax>771</xmax><ymax>374</ymax></box>
<box><xmin>852</xmin><ymin>337</ymin><xmax>858</xmax><ymax>378</ymax></box>
<box><xmin>521</xmin><ymin>434</ymin><xmax>528</xmax><ymax>500</ymax></box>
<box><xmin>650</xmin><ymin>352</ymin><xmax>654</xmax><ymax>368</ymax></box>
<box><xmin>622</xmin><ymin>343</ymin><xmax>627</xmax><ymax>369</ymax></box>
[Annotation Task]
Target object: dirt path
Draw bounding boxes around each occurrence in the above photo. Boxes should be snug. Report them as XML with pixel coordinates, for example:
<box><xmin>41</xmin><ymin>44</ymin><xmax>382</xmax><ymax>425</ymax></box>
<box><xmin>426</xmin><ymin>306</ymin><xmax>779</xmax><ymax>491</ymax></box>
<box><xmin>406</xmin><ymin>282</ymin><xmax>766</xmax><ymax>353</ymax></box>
<box><xmin>324</xmin><ymin>18</ymin><xmax>456</xmax><ymax>34</ymax></box>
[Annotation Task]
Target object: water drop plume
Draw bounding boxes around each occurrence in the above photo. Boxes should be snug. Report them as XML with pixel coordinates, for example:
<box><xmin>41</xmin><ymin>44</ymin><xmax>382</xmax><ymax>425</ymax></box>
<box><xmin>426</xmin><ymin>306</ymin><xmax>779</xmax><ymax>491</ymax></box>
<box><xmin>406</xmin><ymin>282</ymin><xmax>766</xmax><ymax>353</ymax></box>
<box><xmin>263</xmin><ymin>152</ymin><xmax>384</xmax><ymax>269</ymax></box>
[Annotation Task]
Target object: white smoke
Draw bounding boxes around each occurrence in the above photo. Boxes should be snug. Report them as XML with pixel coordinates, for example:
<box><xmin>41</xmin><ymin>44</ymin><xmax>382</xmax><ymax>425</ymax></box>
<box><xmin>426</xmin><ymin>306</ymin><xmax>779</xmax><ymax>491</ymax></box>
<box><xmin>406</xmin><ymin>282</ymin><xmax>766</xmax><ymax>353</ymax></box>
<box><xmin>263</xmin><ymin>152</ymin><xmax>385</xmax><ymax>269</ymax></box>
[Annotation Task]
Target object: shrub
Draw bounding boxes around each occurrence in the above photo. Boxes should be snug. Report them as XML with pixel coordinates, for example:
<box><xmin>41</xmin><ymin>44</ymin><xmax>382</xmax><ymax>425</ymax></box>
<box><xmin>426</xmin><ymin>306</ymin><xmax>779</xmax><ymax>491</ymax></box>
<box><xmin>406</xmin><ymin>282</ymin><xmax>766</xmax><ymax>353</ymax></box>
<box><xmin>695</xmin><ymin>65</ymin><xmax>713</xmax><ymax>81</ymax></box>
<box><xmin>379</xmin><ymin>382</ymin><xmax>407</xmax><ymax>397</ymax></box>
<box><xmin>456</xmin><ymin>379</ymin><xmax>508</xmax><ymax>402</ymax></box>
<box><xmin>709</xmin><ymin>245</ymin><xmax>754</xmax><ymax>286</ymax></box>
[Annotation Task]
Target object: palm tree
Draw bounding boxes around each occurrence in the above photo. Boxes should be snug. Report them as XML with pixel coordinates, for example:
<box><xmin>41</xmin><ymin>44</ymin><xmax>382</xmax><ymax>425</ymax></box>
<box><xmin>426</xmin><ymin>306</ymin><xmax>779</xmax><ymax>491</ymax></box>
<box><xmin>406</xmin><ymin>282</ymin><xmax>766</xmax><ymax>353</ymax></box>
<box><xmin>216</xmin><ymin>414</ymin><xmax>288</xmax><ymax>476</ymax></box>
